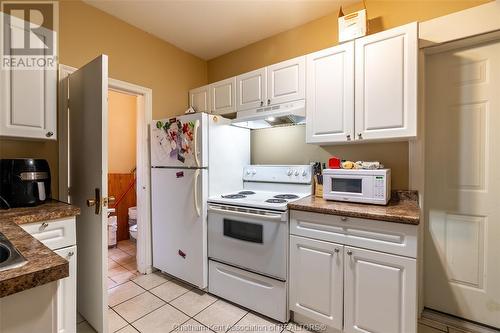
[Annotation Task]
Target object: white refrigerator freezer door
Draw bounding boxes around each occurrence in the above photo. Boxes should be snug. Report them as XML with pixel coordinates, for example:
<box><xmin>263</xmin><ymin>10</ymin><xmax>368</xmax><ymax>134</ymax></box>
<box><xmin>151</xmin><ymin>113</ymin><xmax>208</xmax><ymax>168</ymax></box>
<box><xmin>151</xmin><ymin>167</ymin><xmax>208</xmax><ymax>288</ymax></box>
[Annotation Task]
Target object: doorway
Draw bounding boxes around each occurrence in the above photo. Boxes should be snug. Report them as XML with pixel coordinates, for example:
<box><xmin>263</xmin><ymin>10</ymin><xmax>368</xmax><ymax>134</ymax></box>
<box><xmin>424</xmin><ymin>37</ymin><xmax>500</xmax><ymax>328</ymax></box>
<box><xmin>107</xmin><ymin>90</ymin><xmax>140</xmax><ymax>287</ymax></box>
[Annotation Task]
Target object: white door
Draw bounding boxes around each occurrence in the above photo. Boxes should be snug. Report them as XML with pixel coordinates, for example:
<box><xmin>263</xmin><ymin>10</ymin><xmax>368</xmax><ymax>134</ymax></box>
<box><xmin>289</xmin><ymin>235</ymin><xmax>343</xmax><ymax>330</ymax></box>
<box><xmin>0</xmin><ymin>15</ymin><xmax>56</xmax><ymax>140</ymax></box>
<box><xmin>267</xmin><ymin>56</ymin><xmax>305</xmax><ymax>106</ymax></box>
<box><xmin>425</xmin><ymin>39</ymin><xmax>500</xmax><ymax>328</ymax></box>
<box><xmin>236</xmin><ymin>68</ymin><xmax>267</xmax><ymax>111</ymax></box>
<box><xmin>151</xmin><ymin>168</ymin><xmax>207</xmax><ymax>288</ymax></box>
<box><xmin>344</xmin><ymin>246</ymin><xmax>417</xmax><ymax>333</ymax></box>
<box><xmin>189</xmin><ymin>85</ymin><xmax>210</xmax><ymax>113</ymax></box>
<box><xmin>306</xmin><ymin>43</ymin><xmax>354</xmax><ymax>144</ymax></box>
<box><xmin>55</xmin><ymin>246</ymin><xmax>77</xmax><ymax>333</ymax></box>
<box><xmin>354</xmin><ymin>22</ymin><xmax>417</xmax><ymax>141</ymax></box>
<box><xmin>210</xmin><ymin>77</ymin><xmax>236</xmax><ymax>115</ymax></box>
<box><xmin>68</xmin><ymin>55</ymin><xmax>108</xmax><ymax>332</ymax></box>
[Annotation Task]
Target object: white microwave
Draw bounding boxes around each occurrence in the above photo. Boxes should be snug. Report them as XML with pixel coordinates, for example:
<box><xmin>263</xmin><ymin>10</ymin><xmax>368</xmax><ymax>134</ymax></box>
<box><xmin>322</xmin><ymin>168</ymin><xmax>391</xmax><ymax>205</ymax></box>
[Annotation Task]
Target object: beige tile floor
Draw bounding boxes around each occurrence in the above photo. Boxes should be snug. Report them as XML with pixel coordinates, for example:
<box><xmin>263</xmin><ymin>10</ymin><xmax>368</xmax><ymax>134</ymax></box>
<box><xmin>76</xmin><ymin>240</ymin><xmax>476</xmax><ymax>333</ymax></box>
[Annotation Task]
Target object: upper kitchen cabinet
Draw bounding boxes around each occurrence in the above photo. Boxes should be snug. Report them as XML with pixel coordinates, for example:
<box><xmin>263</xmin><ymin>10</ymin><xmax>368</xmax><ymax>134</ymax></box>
<box><xmin>0</xmin><ymin>19</ymin><xmax>57</xmax><ymax>140</ymax></box>
<box><xmin>354</xmin><ymin>22</ymin><xmax>418</xmax><ymax>140</ymax></box>
<box><xmin>267</xmin><ymin>56</ymin><xmax>306</xmax><ymax>106</ymax></box>
<box><xmin>189</xmin><ymin>85</ymin><xmax>211</xmax><ymax>113</ymax></box>
<box><xmin>210</xmin><ymin>77</ymin><xmax>236</xmax><ymax>115</ymax></box>
<box><xmin>236</xmin><ymin>68</ymin><xmax>267</xmax><ymax>111</ymax></box>
<box><xmin>306</xmin><ymin>43</ymin><xmax>354</xmax><ymax>144</ymax></box>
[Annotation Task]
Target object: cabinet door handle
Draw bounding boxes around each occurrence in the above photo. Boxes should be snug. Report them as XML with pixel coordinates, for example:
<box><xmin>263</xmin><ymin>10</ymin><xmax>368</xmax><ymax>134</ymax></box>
<box><xmin>346</xmin><ymin>134</ymin><xmax>351</xmax><ymax>140</ymax></box>
<box><xmin>347</xmin><ymin>250</ymin><xmax>353</xmax><ymax>256</ymax></box>
<box><xmin>340</xmin><ymin>216</ymin><xmax>348</xmax><ymax>221</ymax></box>
<box><xmin>267</xmin><ymin>99</ymin><xmax>271</xmax><ymax>105</ymax></box>
<box><xmin>260</xmin><ymin>101</ymin><xmax>264</xmax><ymax>107</ymax></box>
<box><xmin>357</xmin><ymin>133</ymin><xmax>362</xmax><ymax>139</ymax></box>
<box><xmin>46</xmin><ymin>131</ymin><xmax>54</xmax><ymax>137</ymax></box>
<box><xmin>334</xmin><ymin>248</ymin><xmax>340</xmax><ymax>253</ymax></box>
<box><xmin>68</xmin><ymin>251</ymin><xmax>75</xmax><ymax>257</ymax></box>
<box><xmin>40</xmin><ymin>222</ymin><xmax>49</xmax><ymax>230</ymax></box>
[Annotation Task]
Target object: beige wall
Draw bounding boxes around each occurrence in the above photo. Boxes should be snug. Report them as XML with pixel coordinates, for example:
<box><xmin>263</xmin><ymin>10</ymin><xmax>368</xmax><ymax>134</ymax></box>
<box><xmin>108</xmin><ymin>91</ymin><xmax>137</xmax><ymax>174</ymax></box>
<box><xmin>208</xmin><ymin>0</ymin><xmax>490</xmax><ymax>190</ymax></box>
<box><xmin>252</xmin><ymin>125</ymin><xmax>409</xmax><ymax>189</ymax></box>
<box><xmin>0</xmin><ymin>0</ymin><xmax>207</xmax><ymax>198</ymax></box>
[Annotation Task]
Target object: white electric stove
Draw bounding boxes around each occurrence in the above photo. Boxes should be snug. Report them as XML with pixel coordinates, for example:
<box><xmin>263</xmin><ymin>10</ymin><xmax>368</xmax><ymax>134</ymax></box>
<box><xmin>207</xmin><ymin>165</ymin><xmax>313</xmax><ymax>323</ymax></box>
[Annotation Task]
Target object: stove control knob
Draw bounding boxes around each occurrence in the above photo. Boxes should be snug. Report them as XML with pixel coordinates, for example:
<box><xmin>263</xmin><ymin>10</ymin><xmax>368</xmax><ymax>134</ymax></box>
<box><xmin>251</xmin><ymin>169</ymin><xmax>257</xmax><ymax>175</ymax></box>
<box><xmin>294</xmin><ymin>170</ymin><xmax>300</xmax><ymax>176</ymax></box>
<box><xmin>246</xmin><ymin>169</ymin><xmax>251</xmax><ymax>176</ymax></box>
<box><xmin>287</xmin><ymin>169</ymin><xmax>293</xmax><ymax>176</ymax></box>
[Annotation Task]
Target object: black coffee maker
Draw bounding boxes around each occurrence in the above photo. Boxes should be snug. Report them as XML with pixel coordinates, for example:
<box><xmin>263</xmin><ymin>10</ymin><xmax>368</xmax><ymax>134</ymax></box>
<box><xmin>0</xmin><ymin>159</ymin><xmax>51</xmax><ymax>208</ymax></box>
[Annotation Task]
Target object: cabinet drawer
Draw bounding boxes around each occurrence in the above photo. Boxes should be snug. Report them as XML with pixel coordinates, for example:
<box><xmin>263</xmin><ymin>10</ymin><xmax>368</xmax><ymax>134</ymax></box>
<box><xmin>21</xmin><ymin>217</ymin><xmax>76</xmax><ymax>250</ymax></box>
<box><xmin>208</xmin><ymin>260</ymin><xmax>287</xmax><ymax>323</ymax></box>
<box><xmin>290</xmin><ymin>210</ymin><xmax>417</xmax><ymax>258</ymax></box>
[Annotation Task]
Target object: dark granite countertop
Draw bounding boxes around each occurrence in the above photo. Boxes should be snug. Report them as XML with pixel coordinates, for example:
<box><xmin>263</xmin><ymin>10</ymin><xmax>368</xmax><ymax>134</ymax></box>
<box><xmin>288</xmin><ymin>191</ymin><xmax>420</xmax><ymax>225</ymax></box>
<box><xmin>0</xmin><ymin>200</ymin><xmax>80</xmax><ymax>298</ymax></box>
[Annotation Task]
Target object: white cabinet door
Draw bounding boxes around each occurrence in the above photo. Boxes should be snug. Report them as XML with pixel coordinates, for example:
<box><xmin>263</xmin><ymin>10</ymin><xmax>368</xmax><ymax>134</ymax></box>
<box><xmin>210</xmin><ymin>77</ymin><xmax>236</xmax><ymax>115</ymax></box>
<box><xmin>354</xmin><ymin>22</ymin><xmax>417</xmax><ymax>140</ymax></box>
<box><xmin>189</xmin><ymin>85</ymin><xmax>210</xmax><ymax>113</ymax></box>
<box><xmin>344</xmin><ymin>246</ymin><xmax>417</xmax><ymax>333</ymax></box>
<box><xmin>306</xmin><ymin>43</ymin><xmax>354</xmax><ymax>144</ymax></box>
<box><xmin>55</xmin><ymin>246</ymin><xmax>77</xmax><ymax>333</ymax></box>
<box><xmin>0</xmin><ymin>17</ymin><xmax>56</xmax><ymax>140</ymax></box>
<box><xmin>236</xmin><ymin>68</ymin><xmax>267</xmax><ymax>111</ymax></box>
<box><xmin>289</xmin><ymin>235</ymin><xmax>343</xmax><ymax>330</ymax></box>
<box><xmin>267</xmin><ymin>56</ymin><xmax>305</xmax><ymax>106</ymax></box>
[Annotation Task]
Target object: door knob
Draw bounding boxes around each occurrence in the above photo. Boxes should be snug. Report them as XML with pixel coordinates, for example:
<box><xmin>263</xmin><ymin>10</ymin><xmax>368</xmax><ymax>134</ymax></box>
<box><xmin>347</xmin><ymin>250</ymin><xmax>353</xmax><ymax>256</ymax></box>
<box><xmin>46</xmin><ymin>131</ymin><xmax>54</xmax><ymax>137</ymax></box>
<box><xmin>103</xmin><ymin>196</ymin><xmax>116</xmax><ymax>207</ymax></box>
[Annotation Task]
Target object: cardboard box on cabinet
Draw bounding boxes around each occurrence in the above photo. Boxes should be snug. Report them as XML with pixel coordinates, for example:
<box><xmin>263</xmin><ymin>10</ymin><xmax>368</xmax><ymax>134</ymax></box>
<box><xmin>338</xmin><ymin>3</ymin><xmax>367</xmax><ymax>42</ymax></box>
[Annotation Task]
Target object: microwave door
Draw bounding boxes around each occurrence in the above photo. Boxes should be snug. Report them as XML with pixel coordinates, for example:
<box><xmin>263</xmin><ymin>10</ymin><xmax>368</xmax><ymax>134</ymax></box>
<box><xmin>330</xmin><ymin>175</ymin><xmax>372</xmax><ymax>197</ymax></box>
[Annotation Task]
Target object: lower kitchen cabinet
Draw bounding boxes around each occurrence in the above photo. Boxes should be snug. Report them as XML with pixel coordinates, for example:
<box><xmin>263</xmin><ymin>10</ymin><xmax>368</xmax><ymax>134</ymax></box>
<box><xmin>54</xmin><ymin>245</ymin><xmax>77</xmax><ymax>333</ymax></box>
<box><xmin>21</xmin><ymin>217</ymin><xmax>77</xmax><ymax>333</ymax></box>
<box><xmin>289</xmin><ymin>235</ymin><xmax>344</xmax><ymax>330</ymax></box>
<box><xmin>343</xmin><ymin>246</ymin><xmax>416</xmax><ymax>333</ymax></box>
<box><xmin>289</xmin><ymin>211</ymin><xmax>417</xmax><ymax>333</ymax></box>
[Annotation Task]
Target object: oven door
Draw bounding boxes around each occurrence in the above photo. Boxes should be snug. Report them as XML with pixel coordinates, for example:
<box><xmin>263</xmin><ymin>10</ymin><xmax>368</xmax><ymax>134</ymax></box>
<box><xmin>323</xmin><ymin>174</ymin><xmax>374</xmax><ymax>202</ymax></box>
<box><xmin>208</xmin><ymin>204</ymin><xmax>287</xmax><ymax>280</ymax></box>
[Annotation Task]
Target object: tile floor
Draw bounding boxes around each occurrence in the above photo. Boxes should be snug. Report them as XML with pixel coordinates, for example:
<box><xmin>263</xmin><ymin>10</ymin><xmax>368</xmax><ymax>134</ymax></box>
<box><xmin>76</xmin><ymin>240</ymin><xmax>476</xmax><ymax>333</ymax></box>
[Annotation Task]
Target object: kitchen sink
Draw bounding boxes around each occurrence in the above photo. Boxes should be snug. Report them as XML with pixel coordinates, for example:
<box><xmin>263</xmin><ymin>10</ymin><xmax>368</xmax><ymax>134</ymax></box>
<box><xmin>0</xmin><ymin>232</ymin><xmax>27</xmax><ymax>272</ymax></box>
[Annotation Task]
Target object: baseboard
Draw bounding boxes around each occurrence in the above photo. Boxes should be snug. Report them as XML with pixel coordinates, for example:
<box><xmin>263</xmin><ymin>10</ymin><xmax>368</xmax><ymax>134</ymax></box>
<box><xmin>421</xmin><ymin>309</ymin><xmax>500</xmax><ymax>333</ymax></box>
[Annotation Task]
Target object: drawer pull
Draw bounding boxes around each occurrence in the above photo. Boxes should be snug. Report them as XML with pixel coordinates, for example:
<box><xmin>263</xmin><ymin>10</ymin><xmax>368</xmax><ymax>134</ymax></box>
<box><xmin>340</xmin><ymin>216</ymin><xmax>348</xmax><ymax>222</ymax></box>
<box><xmin>68</xmin><ymin>251</ymin><xmax>75</xmax><ymax>257</ymax></box>
<box><xmin>40</xmin><ymin>222</ymin><xmax>49</xmax><ymax>230</ymax></box>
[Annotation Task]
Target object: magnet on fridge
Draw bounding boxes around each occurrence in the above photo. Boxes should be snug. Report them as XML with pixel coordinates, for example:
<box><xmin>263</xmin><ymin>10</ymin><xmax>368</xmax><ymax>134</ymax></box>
<box><xmin>176</xmin><ymin>171</ymin><xmax>184</xmax><ymax>178</ymax></box>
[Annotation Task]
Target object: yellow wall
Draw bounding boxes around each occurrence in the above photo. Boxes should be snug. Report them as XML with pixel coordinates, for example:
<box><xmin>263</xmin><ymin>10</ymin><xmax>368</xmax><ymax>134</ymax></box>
<box><xmin>0</xmin><ymin>0</ymin><xmax>207</xmax><ymax>198</ymax></box>
<box><xmin>207</xmin><ymin>0</ymin><xmax>490</xmax><ymax>190</ymax></box>
<box><xmin>108</xmin><ymin>91</ymin><xmax>137</xmax><ymax>174</ymax></box>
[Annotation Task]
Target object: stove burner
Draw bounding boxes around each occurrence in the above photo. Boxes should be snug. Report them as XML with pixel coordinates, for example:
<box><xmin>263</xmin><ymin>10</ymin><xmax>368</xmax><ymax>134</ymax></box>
<box><xmin>274</xmin><ymin>194</ymin><xmax>299</xmax><ymax>199</ymax></box>
<box><xmin>221</xmin><ymin>194</ymin><xmax>246</xmax><ymax>199</ymax></box>
<box><xmin>265</xmin><ymin>198</ymin><xmax>287</xmax><ymax>204</ymax></box>
<box><xmin>238</xmin><ymin>191</ymin><xmax>256</xmax><ymax>195</ymax></box>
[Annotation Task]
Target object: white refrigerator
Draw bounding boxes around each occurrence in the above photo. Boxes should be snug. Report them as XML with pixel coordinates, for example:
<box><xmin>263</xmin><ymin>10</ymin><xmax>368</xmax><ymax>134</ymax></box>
<box><xmin>151</xmin><ymin>112</ymin><xmax>250</xmax><ymax>288</ymax></box>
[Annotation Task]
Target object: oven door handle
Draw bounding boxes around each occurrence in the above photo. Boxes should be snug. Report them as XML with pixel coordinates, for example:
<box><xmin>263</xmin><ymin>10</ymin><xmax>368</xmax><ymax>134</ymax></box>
<box><xmin>208</xmin><ymin>205</ymin><xmax>284</xmax><ymax>222</ymax></box>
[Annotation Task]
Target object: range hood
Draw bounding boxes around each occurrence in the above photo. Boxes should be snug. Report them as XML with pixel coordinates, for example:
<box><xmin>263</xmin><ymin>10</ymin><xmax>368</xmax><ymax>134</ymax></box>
<box><xmin>232</xmin><ymin>100</ymin><xmax>305</xmax><ymax>129</ymax></box>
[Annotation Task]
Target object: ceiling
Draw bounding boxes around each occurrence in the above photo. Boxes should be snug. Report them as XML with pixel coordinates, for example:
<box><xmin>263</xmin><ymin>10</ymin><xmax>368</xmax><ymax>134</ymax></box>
<box><xmin>83</xmin><ymin>0</ymin><xmax>355</xmax><ymax>60</ymax></box>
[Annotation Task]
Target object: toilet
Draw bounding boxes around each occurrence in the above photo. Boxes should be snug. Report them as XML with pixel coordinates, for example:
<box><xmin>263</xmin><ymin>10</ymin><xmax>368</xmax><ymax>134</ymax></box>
<box><xmin>129</xmin><ymin>224</ymin><xmax>137</xmax><ymax>241</ymax></box>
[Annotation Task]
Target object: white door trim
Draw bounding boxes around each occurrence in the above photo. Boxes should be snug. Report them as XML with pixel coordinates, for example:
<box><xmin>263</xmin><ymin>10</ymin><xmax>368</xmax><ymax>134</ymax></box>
<box><xmin>59</xmin><ymin>64</ymin><xmax>153</xmax><ymax>274</ymax></box>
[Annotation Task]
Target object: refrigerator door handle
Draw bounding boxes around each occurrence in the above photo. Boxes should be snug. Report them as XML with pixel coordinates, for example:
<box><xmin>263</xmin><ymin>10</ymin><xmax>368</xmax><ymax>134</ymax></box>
<box><xmin>193</xmin><ymin>119</ymin><xmax>200</xmax><ymax>168</ymax></box>
<box><xmin>194</xmin><ymin>168</ymin><xmax>201</xmax><ymax>217</ymax></box>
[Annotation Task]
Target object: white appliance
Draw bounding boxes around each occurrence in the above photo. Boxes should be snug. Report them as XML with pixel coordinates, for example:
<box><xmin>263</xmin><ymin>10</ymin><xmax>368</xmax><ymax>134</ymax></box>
<box><xmin>151</xmin><ymin>113</ymin><xmax>250</xmax><ymax>289</ymax></box>
<box><xmin>207</xmin><ymin>165</ymin><xmax>313</xmax><ymax>322</ymax></box>
<box><xmin>231</xmin><ymin>100</ymin><xmax>306</xmax><ymax>129</ymax></box>
<box><xmin>322</xmin><ymin>168</ymin><xmax>391</xmax><ymax>205</ymax></box>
